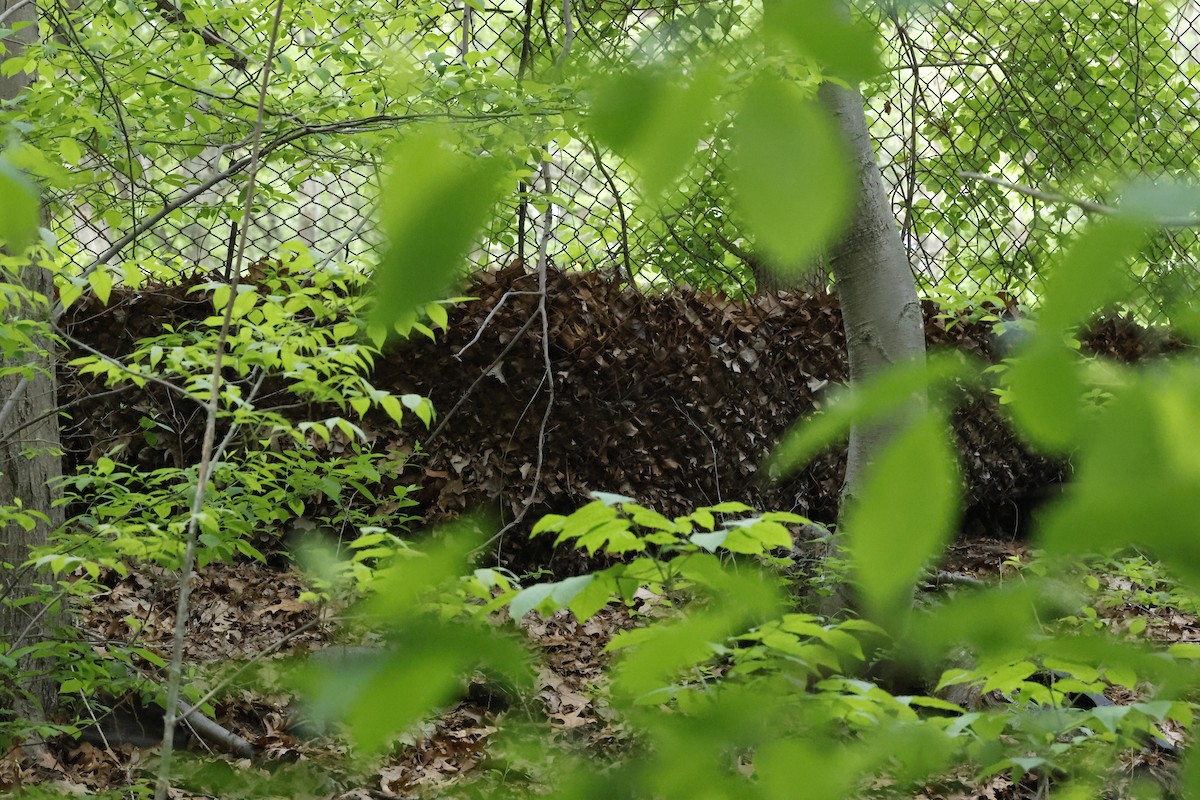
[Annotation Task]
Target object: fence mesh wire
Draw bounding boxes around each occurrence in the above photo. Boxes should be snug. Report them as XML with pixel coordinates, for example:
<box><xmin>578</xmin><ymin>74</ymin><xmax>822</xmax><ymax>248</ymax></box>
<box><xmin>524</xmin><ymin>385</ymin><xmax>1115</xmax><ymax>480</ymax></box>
<box><xmin>40</xmin><ymin>0</ymin><xmax>1200</xmax><ymax>321</ymax></box>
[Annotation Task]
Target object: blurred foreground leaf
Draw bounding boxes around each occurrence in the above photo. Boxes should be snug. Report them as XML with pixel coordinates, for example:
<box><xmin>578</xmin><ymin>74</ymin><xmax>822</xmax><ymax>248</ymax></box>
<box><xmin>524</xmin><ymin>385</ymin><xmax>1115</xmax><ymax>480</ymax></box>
<box><xmin>768</xmin><ymin>352</ymin><xmax>977</xmax><ymax>477</ymax></box>
<box><xmin>294</xmin><ymin>524</ymin><xmax>531</xmax><ymax>753</ymax></box>
<box><xmin>762</xmin><ymin>0</ymin><xmax>883</xmax><ymax>82</ymax></box>
<box><xmin>845</xmin><ymin>410</ymin><xmax>960</xmax><ymax>631</ymax></box>
<box><xmin>0</xmin><ymin>157</ymin><xmax>39</xmax><ymax>253</ymax></box>
<box><xmin>370</xmin><ymin>129</ymin><xmax>506</xmax><ymax>332</ymax></box>
<box><xmin>587</xmin><ymin>63</ymin><xmax>723</xmax><ymax>203</ymax></box>
<box><xmin>730</xmin><ymin>75</ymin><xmax>852</xmax><ymax>267</ymax></box>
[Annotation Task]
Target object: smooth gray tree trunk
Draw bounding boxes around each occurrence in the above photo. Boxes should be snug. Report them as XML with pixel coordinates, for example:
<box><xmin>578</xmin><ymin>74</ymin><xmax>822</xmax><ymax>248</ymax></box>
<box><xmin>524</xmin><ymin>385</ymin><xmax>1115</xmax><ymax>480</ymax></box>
<box><xmin>817</xmin><ymin>80</ymin><xmax>926</xmax><ymax>504</ymax></box>
<box><xmin>0</xmin><ymin>0</ymin><xmax>62</xmax><ymax>725</ymax></box>
<box><xmin>815</xmin><ymin>81</ymin><xmax>925</xmax><ymax>617</ymax></box>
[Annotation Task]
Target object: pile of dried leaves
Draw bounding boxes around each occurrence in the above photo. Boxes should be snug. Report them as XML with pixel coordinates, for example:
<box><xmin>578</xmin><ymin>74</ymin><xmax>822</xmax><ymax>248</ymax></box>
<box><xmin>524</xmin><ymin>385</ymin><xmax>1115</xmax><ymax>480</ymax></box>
<box><xmin>60</xmin><ymin>264</ymin><xmax>1181</xmax><ymax>572</ymax></box>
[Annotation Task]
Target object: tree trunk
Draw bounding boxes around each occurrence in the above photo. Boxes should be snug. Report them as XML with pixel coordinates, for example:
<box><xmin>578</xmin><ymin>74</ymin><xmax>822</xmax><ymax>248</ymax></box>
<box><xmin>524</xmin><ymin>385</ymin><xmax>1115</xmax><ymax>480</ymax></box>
<box><xmin>817</xmin><ymin>80</ymin><xmax>926</xmax><ymax>504</ymax></box>
<box><xmin>748</xmin><ymin>252</ymin><xmax>828</xmax><ymax>296</ymax></box>
<box><xmin>0</xmin><ymin>0</ymin><xmax>62</xmax><ymax>725</ymax></box>
<box><xmin>0</xmin><ymin>264</ymin><xmax>63</xmax><ymax>721</ymax></box>
<box><xmin>815</xmin><ymin>80</ymin><xmax>925</xmax><ymax>620</ymax></box>
<box><xmin>712</xmin><ymin>230</ymin><xmax>828</xmax><ymax>296</ymax></box>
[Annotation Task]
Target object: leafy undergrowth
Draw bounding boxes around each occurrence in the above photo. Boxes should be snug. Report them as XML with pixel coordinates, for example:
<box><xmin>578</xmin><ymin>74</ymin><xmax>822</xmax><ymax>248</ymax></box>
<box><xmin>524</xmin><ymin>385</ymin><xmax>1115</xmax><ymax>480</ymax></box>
<box><xmin>2</xmin><ymin>556</ymin><xmax>641</xmax><ymax>798</ymax></box>
<box><xmin>4</xmin><ymin>534</ymin><xmax>1195</xmax><ymax>799</ymax></box>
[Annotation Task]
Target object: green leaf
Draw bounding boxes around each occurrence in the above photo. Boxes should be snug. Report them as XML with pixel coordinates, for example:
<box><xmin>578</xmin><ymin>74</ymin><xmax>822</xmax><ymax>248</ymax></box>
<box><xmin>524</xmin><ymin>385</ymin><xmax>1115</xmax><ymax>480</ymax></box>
<box><xmin>362</xmin><ymin>519</ymin><xmax>488</xmax><ymax>621</ymax></box>
<box><xmin>231</xmin><ymin>286</ymin><xmax>258</xmax><ymax>318</ymax></box>
<box><xmin>901</xmin><ymin>695</ymin><xmax>964</xmax><ymax>713</ymax></box>
<box><xmin>0</xmin><ymin>157</ymin><xmax>39</xmax><ymax>253</ymax></box>
<box><xmin>300</xmin><ymin>619</ymin><xmax>529</xmax><ymax>754</ymax></box>
<box><xmin>370</xmin><ymin>129</ymin><xmax>506</xmax><ymax>331</ymax></box>
<box><xmin>721</xmin><ymin>527</ymin><xmax>773</xmax><ymax>554</ymax></box>
<box><xmin>424</xmin><ymin>301</ymin><xmax>450</xmax><ymax>330</ymax></box>
<box><xmin>730</xmin><ymin>75</ymin><xmax>851</xmax><ymax>266</ymax></box>
<box><xmin>703</xmin><ymin>501</ymin><xmax>754</xmax><ymax>514</ymax></box>
<box><xmin>401</xmin><ymin>393</ymin><xmax>433</xmax><ymax>426</ymax></box>
<box><xmin>379</xmin><ymin>394</ymin><xmax>404</xmax><ymax>425</ymax></box>
<box><xmin>629</xmin><ymin>507</ymin><xmax>677</xmax><ymax>532</ymax></box>
<box><xmin>509</xmin><ymin>582</ymin><xmax>555</xmax><ymax>620</ymax></box>
<box><xmin>576</xmin><ymin>519</ymin><xmax>645</xmax><ymax>554</ymax></box>
<box><xmin>1004</xmin><ymin>339</ymin><xmax>1085</xmax><ymax>452</ymax></box>
<box><xmin>550</xmin><ymin>574</ymin><xmax>595</xmax><ymax>607</ymax></box>
<box><xmin>1037</xmin><ymin>217</ymin><xmax>1143</xmax><ymax>335</ymax></box>
<box><xmin>569</xmin><ymin>571</ymin><xmax>617</xmax><ymax>621</ymax></box>
<box><xmin>690</xmin><ymin>530</ymin><xmax>728</xmax><ymax>552</ymax></box>
<box><xmin>845</xmin><ymin>411</ymin><xmax>960</xmax><ymax>630</ymax></box>
<box><xmin>1118</xmin><ymin>178</ymin><xmax>1200</xmax><ymax>225</ymax></box>
<box><xmin>587</xmin><ymin>63</ymin><xmax>722</xmax><ymax>201</ymax></box>
<box><xmin>57</xmin><ymin>277</ymin><xmax>82</xmax><ymax>310</ymax></box>
<box><xmin>980</xmin><ymin>660</ymin><xmax>1036</xmax><ymax>693</ymax></box>
<box><xmin>762</xmin><ymin>0</ymin><xmax>882</xmax><ymax>82</ymax></box>
<box><xmin>769</xmin><ymin>352</ymin><xmax>977</xmax><ymax>476</ymax></box>
<box><xmin>611</xmin><ymin>571</ymin><xmax>781</xmax><ymax>702</ymax></box>
<box><xmin>234</xmin><ymin>539</ymin><xmax>266</xmax><ymax>562</ymax></box>
<box><xmin>88</xmin><ymin>268</ymin><xmax>113</xmax><ymax>306</ymax></box>
<box><xmin>591</xmin><ymin>491</ymin><xmax>635</xmax><ymax>506</ymax></box>
<box><xmin>1088</xmin><ymin>704</ymin><xmax>1131</xmax><ymax>733</ymax></box>
<box><xmin>1038</xmin><ymin>368</ymin><xmax>1200</xmax><ymax>591</ymax></box>
<box><xmin>743</xmin><ymin>520</ymin><xmax>794</xmax><ymax>550</ymax></box>
<box><xmin>531</xmin><ymin>513</ymin><xmax>566</xmax><ymax>536</ymax></box>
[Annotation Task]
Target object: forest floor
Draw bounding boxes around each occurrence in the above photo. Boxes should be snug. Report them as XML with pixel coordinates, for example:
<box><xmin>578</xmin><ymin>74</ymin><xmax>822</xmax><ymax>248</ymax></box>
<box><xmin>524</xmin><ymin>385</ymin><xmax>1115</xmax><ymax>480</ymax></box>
<box><xmin>6</xmin><ymin>534</ymin><xmax>1190</xmax><ymax>799</ymax></box>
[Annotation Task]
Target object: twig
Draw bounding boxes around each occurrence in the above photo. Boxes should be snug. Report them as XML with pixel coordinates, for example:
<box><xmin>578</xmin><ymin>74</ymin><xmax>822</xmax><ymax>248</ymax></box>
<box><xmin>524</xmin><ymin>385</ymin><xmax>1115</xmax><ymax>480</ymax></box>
<box><xmin>77</xmin><ymin>690</ymin><xmax>114</xmax><ymax>753</ymax></box>
<box><xmin>893</xmin><ymin>13</ymin><xmax>925</xmax><ymax>251</ymax></box>
<box><xmin>516</xmin><ymin>0</ymin><xmax>535</xmax><ymax>82</ymax></box>
<box><xmin>208</xmin><ymin>368</ymin><xmax>266</xmax><ymax>465</ymax></box>
<box><xmin>671</xmin><ymin>397</ymin><xmax>720</xmax><ymax>504</ymax></box>
<box><xmin>310</xmin><ymin>213</ymin><xmax>372</xmax><ymax>273</ymax></box>
<box><xmin>585</xmin><ymin>136</ymin><xmax>633</xmax><ymax>286</ymax></box>
<box><xmin>460</xmin><ymin>0</ymin><xmax>473</xmax><ymax>62</ymax></box>
<box><xmin>221</xmin><ymin>219</ymin><xmax>238</xmax><ymax>282</ymax></box>
<box><xmin>453</xmin><ymin>289</ymin><xmax>540</xmax><ymax>359</ymax></box>
<box><xmin>176</xmin><ymin>699</ymin><xmax>253</xmax><ymax>757</ymax></box>
<box><xmin>477</xmin><ymin>160</ymin><xmax>557</xmax><ymax>555</ymax></box>
<box><xmin>13</xmin><ymin>589</ymin><xmax>67</xmax><ymax>650</ymax></box>
<box><xmin>957</xmin><ymin>172</ymin><xmax>1200</xmax><ymax>228</ymax></box>
<box><xmin>0</xmin><ymin>0</ymin><xmax>34</xmax><ymax>26</ymax></box>
<box><xmin>150</xmin><ymin>0</ymin><xmax>251</xmax><ymax>73</ymax></box>
<box><xmin>183</xmin><ymin>617</ymin><xmax>324</xmax><ymax>717</ymax></box>
<box><xmin>427</xmin><ymin>311</ymin><xmax>539</xmax><ymax>446</ymax></box>
<box><xmin>76</xmin><ymin>111</ymin><xmax>560</xmax><ymax>293</ymax></box>
<box><xmin>154</xmin><ymin>0</ymin><xmax>286</xmax><ymax>792</ymax></box>
<box><xmin>55</xmin><ymin>329</ymin><xmax>201</xmax><ymax>402</ymax></box>
<box><xmin>557</xmin><ymin>0</ymin><xmax>573</xmax><ymax>65</ymax></box>
<box><xmin>0</xmin><ymin>383</ymin><xmax>132</xmax><ymax>446</ymax></box>
<box><xmin>0</xmin><ymin>111</ymin><xmax>562</xmax><ymax>433</ymax></box>
<box><xmin>924</xmin><ymin>570</ymin><xmax>987</xmax><ymax>589</ymax></box>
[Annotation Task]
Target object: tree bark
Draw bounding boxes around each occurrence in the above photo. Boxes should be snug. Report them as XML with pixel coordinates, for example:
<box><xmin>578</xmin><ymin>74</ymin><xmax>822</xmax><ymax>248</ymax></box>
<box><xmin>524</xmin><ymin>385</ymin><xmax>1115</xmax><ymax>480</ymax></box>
<box><xmin>818</xmin><ymin>80</ymin><xmax>926</xmax><ymax>504</ymax></box>
<box><xmin>813</xmin><ymin>81</ymin><xmax>925</xmax><ymax>618</ymax></box>
<box><xmin>747</xmin><ymin>253</ymin><xmax>828</xmax><ymax>296</ymax></box>
<box><xmin>0</xmin><ymin>0</ymin><xmax>62</xmax><ymax>724</ymax></box>
<box><xmin>711</xmin><ymin>229</ymin><xmax>828</xmax><ymax>295</ymax></box>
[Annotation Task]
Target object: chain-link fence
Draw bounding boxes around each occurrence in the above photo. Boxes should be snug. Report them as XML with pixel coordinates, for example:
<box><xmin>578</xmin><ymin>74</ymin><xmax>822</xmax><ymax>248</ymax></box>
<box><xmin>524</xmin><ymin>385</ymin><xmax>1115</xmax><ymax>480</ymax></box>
<box><xmin>38</xmin><ymin>0</ymin><xmax>1200</xmax><ymax>320</ymax></box>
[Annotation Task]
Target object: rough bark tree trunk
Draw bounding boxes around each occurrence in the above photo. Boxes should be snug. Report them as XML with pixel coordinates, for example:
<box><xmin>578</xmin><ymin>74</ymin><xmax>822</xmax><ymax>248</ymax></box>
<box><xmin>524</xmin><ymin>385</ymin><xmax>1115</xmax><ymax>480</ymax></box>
<box><xmin>817</xmin><ymin>80</ymin><xmax>926</xmax><ymax>505</ymax></box>
<box><xmin>0</xmin><ymin>265</ymin><xmax>63</xmax><ymax>720</ymax></box>
<box><xmin>0</xmin><ymin>0</ymin><xmax>62</xmax><ymax>725</ymax></box>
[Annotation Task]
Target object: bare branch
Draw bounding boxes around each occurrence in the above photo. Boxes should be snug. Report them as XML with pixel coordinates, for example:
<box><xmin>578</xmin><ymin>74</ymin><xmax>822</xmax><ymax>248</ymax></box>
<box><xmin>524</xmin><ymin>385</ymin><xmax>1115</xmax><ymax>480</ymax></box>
<box><xmin>154</xmin><ymin>0</ymin><xmax>288</xmax><ymax>790</ymax></box>
<box><xmin>148</xmin><ymin>0</ymin><xmax>251</xmax><ymax>73</ymax></box>
<box><xmin>958</xmin><ymin>171</ymin><xmax>1200</xmax><ymax>228</ymax></box>
<box><xmin>478</xmin><ymin>160</ymin><xmax>557</xmax><ymax>556</ymax></box>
